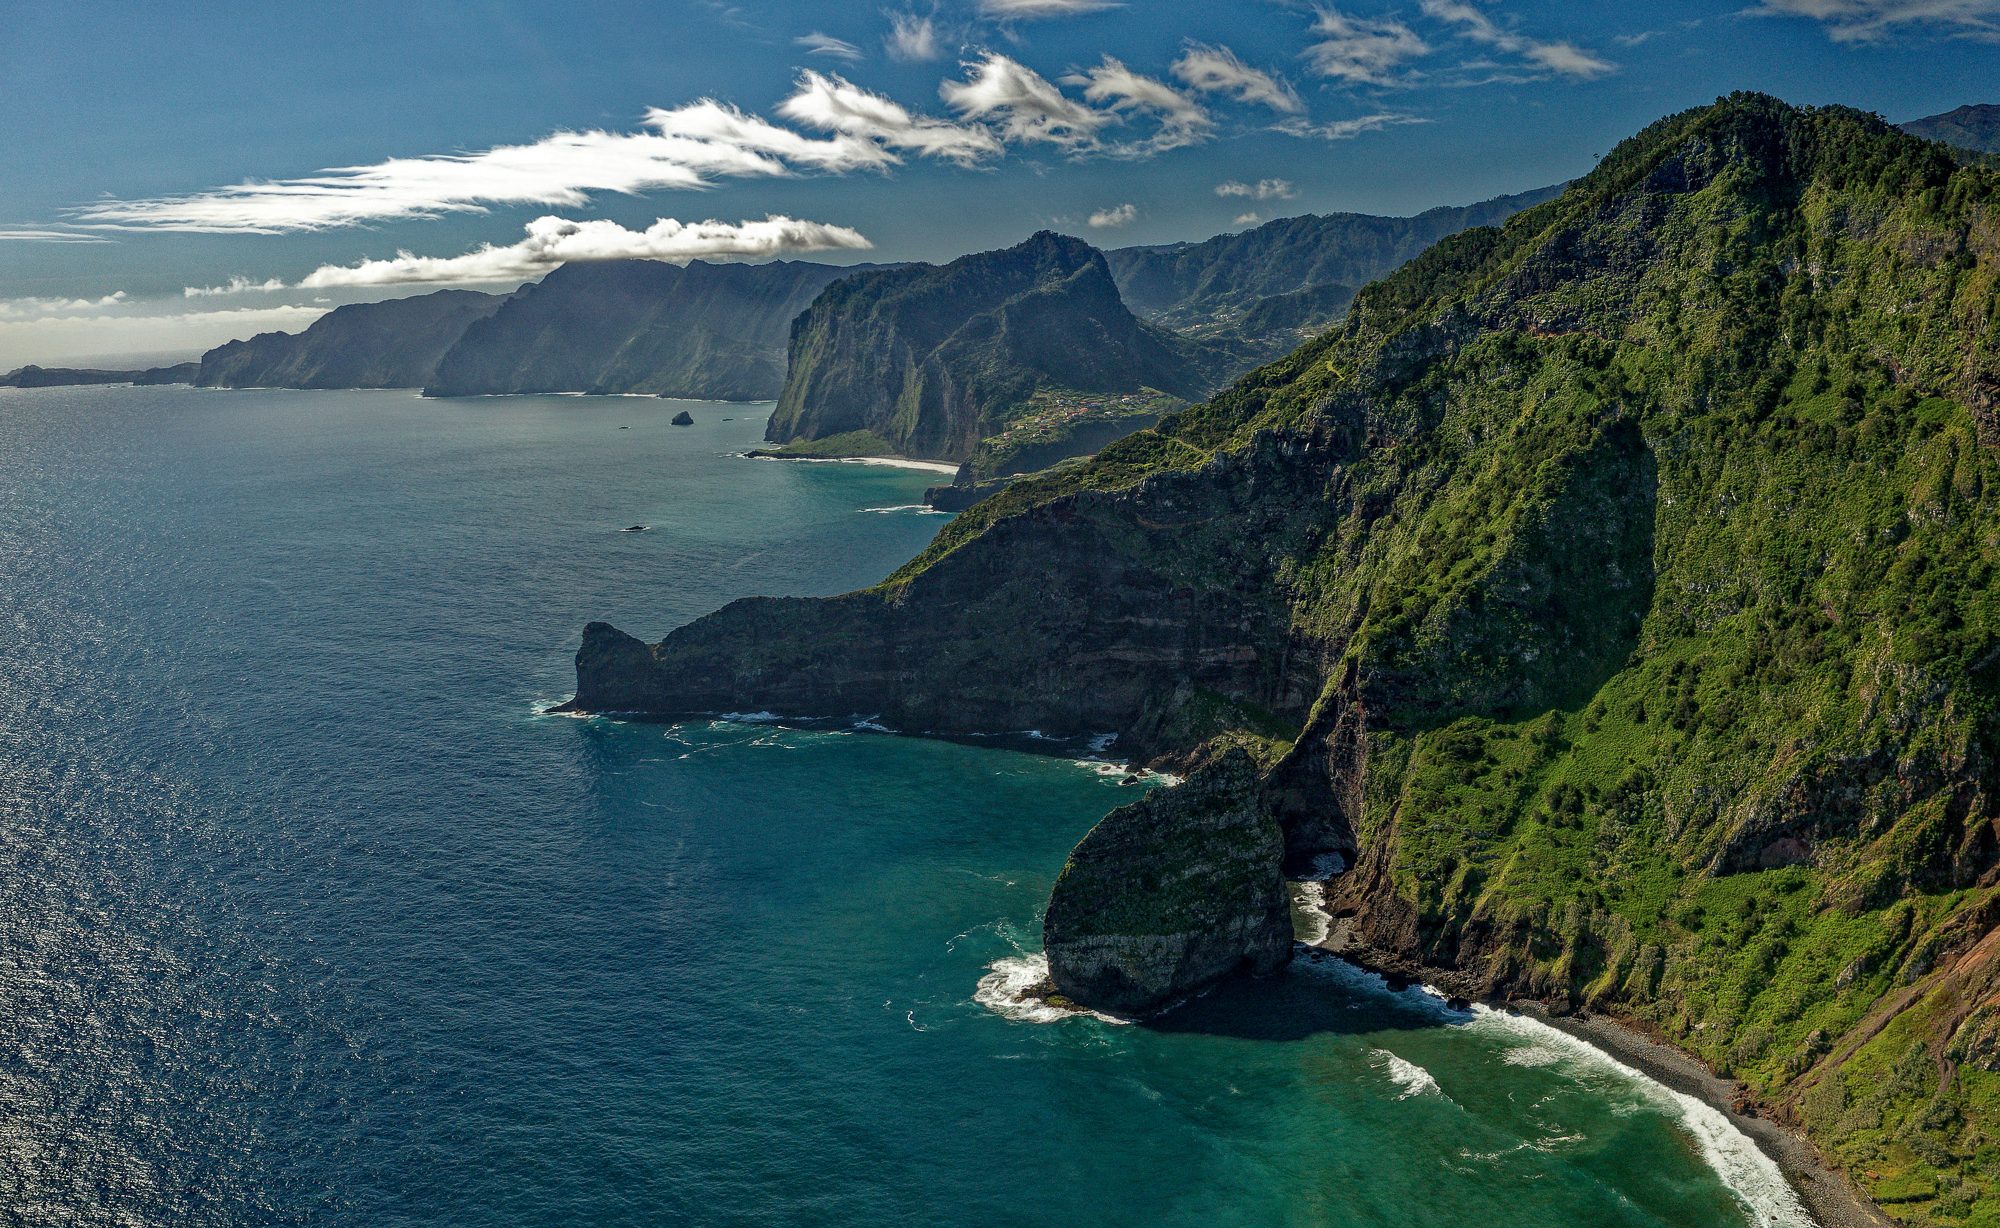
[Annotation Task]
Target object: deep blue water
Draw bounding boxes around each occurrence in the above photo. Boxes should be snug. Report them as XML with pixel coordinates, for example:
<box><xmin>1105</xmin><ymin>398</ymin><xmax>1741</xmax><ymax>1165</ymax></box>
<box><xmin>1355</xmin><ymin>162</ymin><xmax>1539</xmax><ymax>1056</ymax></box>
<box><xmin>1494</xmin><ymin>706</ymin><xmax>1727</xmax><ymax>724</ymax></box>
<box><xmin>0</xmin><ymin>386</ymin><xmax>1806</xmax><ymax>1226</ymax></box>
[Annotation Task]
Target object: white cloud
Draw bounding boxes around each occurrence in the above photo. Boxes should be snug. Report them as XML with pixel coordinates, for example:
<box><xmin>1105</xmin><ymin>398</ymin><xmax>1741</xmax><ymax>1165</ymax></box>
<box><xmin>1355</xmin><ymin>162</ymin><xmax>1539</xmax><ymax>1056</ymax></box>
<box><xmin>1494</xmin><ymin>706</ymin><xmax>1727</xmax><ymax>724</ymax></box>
<box><xmin>1171</xmin><ymin>43</ymin><xmax>1303</xmax><ymax>114</ymax></box>
<box><xmin>1087</xmin><ymin>203</ymin><xmax>1137</xmax><ymax>228</ymax></box>
<box><xmin>1234</xmin><ymin>211</ymin><xmax>1261</xmax><ymax>225</ymax></box>
<box><xmin>1305</xmin><ymin>8</ymin><xmax>1433</xmax><ymax>84</ymax></box>
<box><xmin>795</xmin><ymin>32</ymin><xmax>864</xmax><ymax>60</ymax></box>
<box><xmin>778</xmin><ymin>70</ymin><xmax>1000</xmax><ymax>164</ymax></box>
<box><xmin>183</xmin><ymin>276</ymin><xmax>288</xmax><ymax>299</ymax></box>
<box><xmin>885</xmin><ymin>10</ymin><xmax>942</xmax><ymax>60</ymax></box>
<box><xmin>296</xmin><ymin>214</ymin><xmax>873</xmax><ymax>288</ymax></box>
<box><xmin>979</xmin><ymin>0</ymin><xmax>1120</xmax><ymax>18</ymax></box>
<box><xmin>1276</xmin><ymin>113</ymin><xmax>1427</xmax><ymax>140</ymax></box>
<box><xmin>1216</xmin><ymin>178</ymin><xmax>1297</xmax><ymax>200</ymax></box>
<box><xmin>1751</xmin><ymin>0</ymin><xmax>2000</xmax><ymax>41</ymax></box>
<box><xmin>0</xmin><ymin>229</ymin><xmax>113</xmax><ymax>243</ymax></box>
<box><xmin>940</xmin><ymin>54</ymin><xmax>1113</xmax><ymax>147</ymax></box>
<box><xmin>1065</xmin><ymin>56</ymin><xmax>1212</xmax><ymax>154</ymax></box>
<box><xmin>1420</xmin><ymin>0</ymin><xmax>1617</xmax><ymax>78</ymax></box>
<box><xmin>0</xmin><ymin>291</ymin><xmax>128</xmax><ymax>318</ymax></box>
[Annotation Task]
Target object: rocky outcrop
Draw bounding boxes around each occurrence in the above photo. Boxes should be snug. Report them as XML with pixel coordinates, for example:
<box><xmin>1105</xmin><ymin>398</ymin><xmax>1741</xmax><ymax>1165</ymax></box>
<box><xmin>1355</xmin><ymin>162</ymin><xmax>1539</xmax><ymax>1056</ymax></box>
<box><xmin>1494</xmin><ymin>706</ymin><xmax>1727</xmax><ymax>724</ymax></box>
<box><xmin>1043</xmin><ymin>749</ymin><xmax>1291</xmax><ymax>1015</ymax></box>
<box><xmin>767</xmin><ymin>231</ymin><xmax>1221</xmax><ymax>465</ymax></box>
<box><xmin>197</xmin><ymin>289</ymin><xmax>504</xmax><ymax>389</ymax></box>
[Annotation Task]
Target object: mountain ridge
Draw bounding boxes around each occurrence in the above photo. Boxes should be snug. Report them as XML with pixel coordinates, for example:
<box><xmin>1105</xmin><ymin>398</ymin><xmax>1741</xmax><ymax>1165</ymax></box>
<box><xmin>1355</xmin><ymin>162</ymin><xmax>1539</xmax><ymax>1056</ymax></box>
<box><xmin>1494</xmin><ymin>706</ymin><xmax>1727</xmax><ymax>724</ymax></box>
<box><xmin>562</xmin><ymin>94</ymin><xmax>2000</xmax><ymax>1224</ymax></box>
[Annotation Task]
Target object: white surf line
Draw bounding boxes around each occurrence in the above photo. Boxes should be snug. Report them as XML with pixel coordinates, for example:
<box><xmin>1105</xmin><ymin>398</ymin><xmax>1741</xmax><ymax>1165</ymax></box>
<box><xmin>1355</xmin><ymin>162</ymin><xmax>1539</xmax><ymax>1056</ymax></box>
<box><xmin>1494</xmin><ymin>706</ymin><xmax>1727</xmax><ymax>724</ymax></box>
<box><xmin>746</xmin><ymin>453</ymin><xmax>960</xmax><ymax>475</ymax></box>
<box><xmin>1295</xmin><ymin>954</ymin><xmax>1812</xmax><ymax>1228</ymax></box>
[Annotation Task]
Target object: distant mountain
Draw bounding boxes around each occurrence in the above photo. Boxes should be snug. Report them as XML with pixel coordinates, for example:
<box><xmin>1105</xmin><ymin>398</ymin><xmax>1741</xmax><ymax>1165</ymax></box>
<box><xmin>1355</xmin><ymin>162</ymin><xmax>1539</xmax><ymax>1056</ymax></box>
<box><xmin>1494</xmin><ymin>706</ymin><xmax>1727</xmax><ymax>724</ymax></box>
<box><xmin>197</xmin><ymin>290</ymin><xmax>504</xmax><ymax>389</ymax></box>
<box><xmin>1904</xmin><ymin>103</ymin><xmax>2000</xmax><ymax>155</ymax></box>
<box><xmin>2</xmin><ymin>362</ymin><xmax>198</xmax><ymax>388</ymax></box>
<box><xmin>765</xmin><ymin>231</ymin><xmax>1221</xmax><ymax>471</ymax></box>
<box><xmin>425</xmin><ymin>260</ymin><xmax>873</xmax><ymax>399</ymax></box>
<box><xmin>1104</xmin><ymin>185</ymin><xmax>1563</xmax><ymax>338</ymax></box>
<box><xmin>1900</xmin><ymin>103</ymin><xmax>2000</xmax><ymax>154</ymax></box>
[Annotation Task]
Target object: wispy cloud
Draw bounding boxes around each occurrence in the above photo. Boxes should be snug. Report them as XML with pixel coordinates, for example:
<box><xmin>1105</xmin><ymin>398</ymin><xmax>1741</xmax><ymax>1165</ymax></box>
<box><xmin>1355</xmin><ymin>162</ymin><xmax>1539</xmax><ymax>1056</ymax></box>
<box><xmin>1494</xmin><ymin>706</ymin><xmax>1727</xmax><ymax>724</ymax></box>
<box><xmin>0</xmin><ymin>229</ymin><xmax>115</xmax><ymax>243</ymax></box>
<box><xmin>1750</xmin><ymin>0</ymin><xmax>2000</xmax><ymax>41</ymax></box>
<box><xmin>296</xmin><ymin>214</ymin><xmax>873</xmax><ymax>288</ymax></box>
<box><xmin>940</xmin><ymin>54</ymin><xmax>1113</xmax><ymax>147</ymax></box>
<box><xmin>1216</xmin><ymin>178</ymin><xmax>1297</xmax><ymax>200</ymax></box>
<box><xmin>1277</xmin><ymin>112</ymin><xmax>1428</xmax><ymax>140</ymax></box>
<box><xmin>795</xmin><ymin>32</ymin><xmax>864</xmax><ymax>60</ymax></box>
<box><xmin>1304</xmin><ymin>7</ymin><xmax>1433</xmax><ymax>85</ymax></box>
<box><xmin>73</xmin><ymin>75</ymin><xmax>996</xmax><ymax>234</ymax></box>
<box><xmin>978</xmin><ymin>0</ymin><xmax>1120</xmax><ymax>18</ymax></box>
<box><xmin>1066</xmin><ymin>56</ymin><xmax>1212</xmax><ymax>154</ymax></box>
<box><xmin>183</xmin><ymin>277</ymin><xmax>288</xmax><ymax>298</ymax></box>
<box><xmin>1420</xmin><ymin>0</ymin><xmax>1617</xmax><ymax>78</ymax></box>
<box><xmin>885</xmin><ymin>10</ymin><xmax>943</xmax><ymax>60</ymax></box>
<box><xmin>1171</xmin><ymin>44</ymin><xmax>1303</xmax><ymax>114</ymax></box>
<box><xmin>1234</xmin><ymin>211</ymin><xmax>1261</xmax><ymax>225</ymax></box>
<box><xmin>780</xmin><ymin>70</ymin><xmax>1001</xmax><ymax>163</ymax></box>
<box><xmin>0</xmin><ymin>292</ymin><xmax>128</xmax><ymax>318</ymax></box>
<box><xmin>1087</xmin><ymin>203</ymin><xmax>1137</xmax><ymax>228</ymax></box>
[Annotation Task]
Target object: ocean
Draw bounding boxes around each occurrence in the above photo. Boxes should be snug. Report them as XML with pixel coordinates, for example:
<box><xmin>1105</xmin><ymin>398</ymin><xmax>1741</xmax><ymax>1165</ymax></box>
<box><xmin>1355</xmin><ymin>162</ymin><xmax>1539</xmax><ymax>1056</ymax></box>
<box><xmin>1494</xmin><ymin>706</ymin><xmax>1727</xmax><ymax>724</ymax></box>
<box><xmin>0</xmin><ymin>386</ymin><xmax>1806</xmax><ymax>1226</ymax></box>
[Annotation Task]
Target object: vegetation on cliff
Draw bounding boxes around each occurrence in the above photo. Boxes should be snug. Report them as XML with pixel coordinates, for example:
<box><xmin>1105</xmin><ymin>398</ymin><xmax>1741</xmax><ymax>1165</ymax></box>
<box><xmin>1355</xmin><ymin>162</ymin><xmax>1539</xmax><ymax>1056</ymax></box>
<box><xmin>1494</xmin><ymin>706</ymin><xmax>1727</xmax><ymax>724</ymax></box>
<box><xmin>572</xmin><ymin>95</ymin><xmax>2000</xmax><ymax>1221</ymax></box>
<box><xmin>766</xmin><ymin>231</ymin><xmax>1219</xmax><ymax>469</ymax></box>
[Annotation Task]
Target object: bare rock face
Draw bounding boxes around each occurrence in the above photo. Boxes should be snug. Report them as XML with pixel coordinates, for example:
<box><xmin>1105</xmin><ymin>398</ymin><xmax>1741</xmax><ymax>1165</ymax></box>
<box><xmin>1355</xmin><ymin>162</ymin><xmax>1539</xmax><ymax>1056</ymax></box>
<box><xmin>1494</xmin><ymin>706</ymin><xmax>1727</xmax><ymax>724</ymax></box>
<box><xmin>1043</xmin><ymin>748</ymin><xmax>1292</xmax><ymax>1016</ymax></box>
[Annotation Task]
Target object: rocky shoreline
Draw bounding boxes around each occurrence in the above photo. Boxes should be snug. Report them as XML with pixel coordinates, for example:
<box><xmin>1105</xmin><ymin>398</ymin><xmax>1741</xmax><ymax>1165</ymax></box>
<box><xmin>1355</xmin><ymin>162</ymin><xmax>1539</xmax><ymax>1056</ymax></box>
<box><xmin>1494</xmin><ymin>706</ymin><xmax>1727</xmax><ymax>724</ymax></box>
<box><xmin>1300</xmin><ymin>904</ymin><xmax>1891</xmax><ymax>1228</ymax></box>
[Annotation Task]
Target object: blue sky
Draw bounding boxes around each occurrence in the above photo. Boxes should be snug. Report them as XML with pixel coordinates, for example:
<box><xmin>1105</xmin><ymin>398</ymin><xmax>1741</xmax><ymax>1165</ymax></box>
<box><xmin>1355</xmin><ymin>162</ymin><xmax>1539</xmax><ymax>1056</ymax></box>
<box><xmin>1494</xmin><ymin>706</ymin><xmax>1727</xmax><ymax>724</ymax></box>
<box><xmin>1</xmin><ymin>0</ymin><xmax>1995</xmax><ymax>365</ymax></box>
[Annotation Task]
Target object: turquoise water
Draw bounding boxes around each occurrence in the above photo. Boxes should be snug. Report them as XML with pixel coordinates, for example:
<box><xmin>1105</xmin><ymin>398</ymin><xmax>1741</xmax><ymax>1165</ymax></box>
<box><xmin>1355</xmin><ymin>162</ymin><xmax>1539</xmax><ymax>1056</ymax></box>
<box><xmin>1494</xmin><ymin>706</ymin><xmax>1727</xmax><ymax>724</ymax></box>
<box><xmin>0</xmin><ymin>386</ymin><xmax>1803</xmax><ymax>1227</ymax></box>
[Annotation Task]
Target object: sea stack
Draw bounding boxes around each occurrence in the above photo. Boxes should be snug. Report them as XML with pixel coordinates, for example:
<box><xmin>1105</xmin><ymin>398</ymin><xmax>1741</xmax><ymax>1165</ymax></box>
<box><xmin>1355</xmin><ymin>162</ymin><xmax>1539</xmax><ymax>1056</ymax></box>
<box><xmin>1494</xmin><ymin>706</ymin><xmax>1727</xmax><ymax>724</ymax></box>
<box><xmin>1042</xmin><ymin>748</ymin><xmax>1292</xmax><ymax>1016</ymax></box>
<box><xmin>671</xmin><ymin>410</ymin><xmax>694</xmax><ymax>426</ymax></box>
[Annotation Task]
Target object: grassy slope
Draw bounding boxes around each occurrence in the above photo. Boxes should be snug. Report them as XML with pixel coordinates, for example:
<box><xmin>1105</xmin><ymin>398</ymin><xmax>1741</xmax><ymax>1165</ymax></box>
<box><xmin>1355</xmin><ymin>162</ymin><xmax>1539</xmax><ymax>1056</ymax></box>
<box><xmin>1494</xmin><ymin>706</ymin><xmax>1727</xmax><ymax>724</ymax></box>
<box><xmin>887</xmin><ymin>96</ymin><xmax>2000</xmax><ymax>1223</ymax></box>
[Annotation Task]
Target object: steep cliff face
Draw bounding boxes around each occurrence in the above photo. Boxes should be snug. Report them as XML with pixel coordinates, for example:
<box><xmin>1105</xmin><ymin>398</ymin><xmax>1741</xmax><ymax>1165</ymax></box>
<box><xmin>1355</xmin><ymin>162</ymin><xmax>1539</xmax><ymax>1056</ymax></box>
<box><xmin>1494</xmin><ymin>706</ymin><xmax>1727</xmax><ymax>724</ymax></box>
<box><xmin>766</xmin><ymin>232</ymin><xmax>1218</xmax><ymax>465</ymax></box>
<box><xmin>567</xmin><ymin>96</ymin><xmax>2000</xmax><ymax>1220</ymax></box>
<box><xmin>425</xmin><ymin>259</ymin><xmax>868</xmax><ymax>399</ymax></box>
<box><xmin>1044</xmin><ymin>748</ymin><xmax>1291</xmax><ymax>1015</ymax></box>
<box><xmin>196</xmin><ymin>289</ymin><xmax>504</xmax><ymax>389</ymax></box>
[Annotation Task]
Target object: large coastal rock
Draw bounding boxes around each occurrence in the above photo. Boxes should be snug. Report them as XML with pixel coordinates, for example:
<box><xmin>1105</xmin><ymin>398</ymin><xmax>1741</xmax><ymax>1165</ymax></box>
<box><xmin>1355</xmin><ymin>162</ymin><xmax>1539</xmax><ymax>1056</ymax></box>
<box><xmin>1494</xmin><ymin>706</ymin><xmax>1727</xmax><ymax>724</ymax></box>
<box><xmin>1043</xmin><ymin>749</ymin><xmax>1291</xmax><ymax>1016</ymax></box>
<box><xmin>196</xmin><ymin>289</ymin><xmax>504</xmax><ymax>389</ymax></box>
<box><xmin>566</xmin><ymin>97</ymin><xmax>2000</xmax><ymax>1218</ymax></box>
<box><xmin>767</xmin><ymin>231</ymin><xmax>1220</xmax><ymax>467</ymax></box>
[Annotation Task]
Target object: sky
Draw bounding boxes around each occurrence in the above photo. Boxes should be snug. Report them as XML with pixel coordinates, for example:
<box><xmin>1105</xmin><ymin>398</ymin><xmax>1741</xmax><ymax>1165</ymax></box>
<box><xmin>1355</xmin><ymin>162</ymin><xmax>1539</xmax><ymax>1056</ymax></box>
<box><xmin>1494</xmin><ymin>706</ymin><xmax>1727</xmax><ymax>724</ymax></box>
<box><xmin>1</xmin><ymin>0</ymin><xmax>1996</xmax><ymax>367</ymax></box>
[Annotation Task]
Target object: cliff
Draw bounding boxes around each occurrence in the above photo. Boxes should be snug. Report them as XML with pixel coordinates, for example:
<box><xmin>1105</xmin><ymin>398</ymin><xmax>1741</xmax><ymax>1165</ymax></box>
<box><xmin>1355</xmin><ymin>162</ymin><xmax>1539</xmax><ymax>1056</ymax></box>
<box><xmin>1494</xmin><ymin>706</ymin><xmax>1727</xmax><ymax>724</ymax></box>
<box><xmin>2</xmin><ymin>362</ymin><xmax>197</xmax><ymax>387</ymax></box>
<box><xmin>425</xmin><ymin>259</ymin><xmax>870</xmax><ymax>399</ymax></box>
<box><xmin>563</xmin><ymin>96</ymin><xmax>2000</xmax><ymax>1220</ymax></box>
<box><xmin>197</xmin><ymin>289</ymin><xmax>504</xmax><ymax>389</ymax></box>
<box><xmin>765</xmin><ymin>231</ymin><xmax>1221</xmax><ymax>468</ymax></box>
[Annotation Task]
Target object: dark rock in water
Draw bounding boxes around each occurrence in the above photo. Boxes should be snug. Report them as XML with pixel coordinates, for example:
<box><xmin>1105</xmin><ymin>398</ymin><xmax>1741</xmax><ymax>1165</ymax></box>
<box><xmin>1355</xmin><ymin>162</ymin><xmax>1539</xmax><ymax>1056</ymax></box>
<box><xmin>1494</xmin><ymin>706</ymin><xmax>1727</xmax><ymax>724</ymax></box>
<box><xmin>619</xmin><ymin>525</ymin><xmax>648</xmax><ymax>533</ymax></box>
<box><xmin>671</xmin><ymin>410</ymin><xmax>695</xmax><ymax>426</ymax></box>
<box><xmin>1043</xmin><ymin>748</ymin><xmax>1291</xmax><ymax>1016</ymax></box>
<box><xmin>619</xmin><ymin>426</ymin><xmax>630</xmax><ymax>430</ymax></box>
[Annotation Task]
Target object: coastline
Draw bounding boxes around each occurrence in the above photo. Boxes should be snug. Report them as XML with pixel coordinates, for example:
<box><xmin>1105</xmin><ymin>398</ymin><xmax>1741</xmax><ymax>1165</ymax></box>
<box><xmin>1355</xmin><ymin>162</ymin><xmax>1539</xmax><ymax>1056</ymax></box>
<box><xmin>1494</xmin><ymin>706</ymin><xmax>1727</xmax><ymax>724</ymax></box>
<box><xmin>1515</xmin><ymin>1004</ymin><xmax>1892</xmax><ymax>1228</ymax></box>
<box><xmin>743</xmin><ymin>450</ymin><xmax>961</xmax><ymax>475</ymax></box>
<box><xmin>1304</xmin><ymin>914</ymin><xmax>1889</xmax><ymax>1228</ymax></box>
